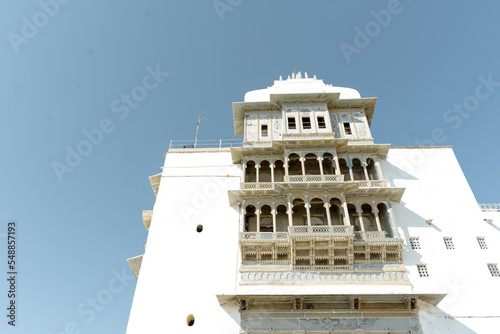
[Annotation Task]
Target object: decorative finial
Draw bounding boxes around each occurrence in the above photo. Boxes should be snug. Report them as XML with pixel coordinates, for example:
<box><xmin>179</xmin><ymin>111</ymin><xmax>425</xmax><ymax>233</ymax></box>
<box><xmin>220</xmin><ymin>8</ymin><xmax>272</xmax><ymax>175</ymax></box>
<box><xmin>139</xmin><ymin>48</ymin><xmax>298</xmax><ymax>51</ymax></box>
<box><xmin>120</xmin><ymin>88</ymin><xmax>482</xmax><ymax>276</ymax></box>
<box><xmin>279</xmin><ymin>75</ymin><xmax>283</xmax><ymax>81</ymax></box>
<box><xmin>292</xmin><ymin>73</ymin><xmax>296</xmax><ymax>79</ymax></box>
<box><xmin>287</xmin><ymin>75</ymin><xmax>291</xmax><ymax>80</ymax></box>
<box><xmin>313</xmin><ymin>75</ymin><xmax>317</xmax><ymax>80</ymax></box>
<box><xmin>297</xmin><ymin>71</ymin><xmax>302</xmax><ymax>79</ymax></box>
<box><xmin>305</xmin><ymin>72</ymin><xmax>308</xmax><ymax>79</ymax></box>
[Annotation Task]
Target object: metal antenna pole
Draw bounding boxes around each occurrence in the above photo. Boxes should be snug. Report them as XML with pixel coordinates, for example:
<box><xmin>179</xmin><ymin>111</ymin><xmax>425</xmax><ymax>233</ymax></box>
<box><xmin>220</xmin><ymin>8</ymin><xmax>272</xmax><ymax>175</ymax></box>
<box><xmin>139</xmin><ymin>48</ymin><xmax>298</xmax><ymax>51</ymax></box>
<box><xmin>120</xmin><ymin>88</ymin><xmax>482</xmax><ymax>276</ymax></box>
<box><xmin>194</xmin><ymin>114</ymin><xmax>202</xmax><ymax>148</ymax></box>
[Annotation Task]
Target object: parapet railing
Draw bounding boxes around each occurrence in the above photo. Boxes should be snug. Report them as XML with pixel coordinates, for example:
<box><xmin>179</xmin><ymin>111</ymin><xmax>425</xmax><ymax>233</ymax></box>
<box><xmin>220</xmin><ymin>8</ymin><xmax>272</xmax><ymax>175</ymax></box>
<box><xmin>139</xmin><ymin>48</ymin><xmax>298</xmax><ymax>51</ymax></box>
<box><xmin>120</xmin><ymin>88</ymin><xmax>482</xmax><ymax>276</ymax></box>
<box><xmin>239</xmin><ymin>232</ymin><xmax>289</xmax><ymax>241</ymax></box>
<box><xmin>168</xmin><ymin>139</ymin><xmax>243</xmax><ymax>150</ymax></box>
<box><xmin>354</xmin><ymin>180</ymin><xmax>388</xmax><ymax>187</ymax></box>
<box><xmin>479</xmin><ymin>203</ymin><xmax>500</xmax><ymax>211</ymax></box>
<box><xmin>289</xmin><ymin>225</ymin><xmax>353</xmax><ymax>236</ymax></box>
<box><xmin>354</xmin><ymin>231</ymin><xmax>390</xmax><ymax>241</ymax></box>
<box><xmin>284</xmin><ymin>175</ymin><xmax>344</xmax><ymax>183</ymax></box>
<box><xmin>240</xmin><ymin>182</ymin><xmax>275</xmax><ymax>189</ymax></box>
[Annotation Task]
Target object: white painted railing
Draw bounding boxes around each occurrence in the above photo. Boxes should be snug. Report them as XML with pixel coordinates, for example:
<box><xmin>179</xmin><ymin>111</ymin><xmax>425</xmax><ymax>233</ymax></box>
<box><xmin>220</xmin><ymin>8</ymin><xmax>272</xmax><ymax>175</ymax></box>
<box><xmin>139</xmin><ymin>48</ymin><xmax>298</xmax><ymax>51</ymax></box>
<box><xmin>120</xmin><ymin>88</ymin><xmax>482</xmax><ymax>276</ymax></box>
<box><xmin>355</xmin><ymin>180</ymin><xmax>388</xmax><ymax>187</ymax></box>
<box><xmin>240</xmin><ymin>182</ymin><xmax>274</xmax><ymax>189</ymax></box>
<box><xmin>284</xmin><ymin>175</ymin><xmax>344</xmax><ymax>183</ymax></box>
<box><xmin>354</xmin><ymin>231</ymin><xmax>389</xmax><ymax>241</ymax></box>
<box><xmin>282</xmin><ymin>133</ymin><xmax>337</xmax><ymax>140</ymax></box>
<box><xmin>289</xmin><ymin>225</ymin><xmax>353</xmax><ymax>235</ymax></box>
<box><xmin>240</xmin><ymin>232</ymin><xmax>289</xmax><ymax>241</ymax></box>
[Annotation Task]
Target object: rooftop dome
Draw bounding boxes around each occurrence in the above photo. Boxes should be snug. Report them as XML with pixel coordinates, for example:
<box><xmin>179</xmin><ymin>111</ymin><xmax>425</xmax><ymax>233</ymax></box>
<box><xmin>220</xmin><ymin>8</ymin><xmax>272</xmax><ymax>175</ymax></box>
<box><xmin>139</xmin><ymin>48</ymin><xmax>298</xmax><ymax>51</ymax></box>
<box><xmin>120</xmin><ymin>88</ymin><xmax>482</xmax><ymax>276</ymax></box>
<box><xmin>244</xmin><ymin>72</ymin><xmax>361</xmax><ymax>102</ymax></box>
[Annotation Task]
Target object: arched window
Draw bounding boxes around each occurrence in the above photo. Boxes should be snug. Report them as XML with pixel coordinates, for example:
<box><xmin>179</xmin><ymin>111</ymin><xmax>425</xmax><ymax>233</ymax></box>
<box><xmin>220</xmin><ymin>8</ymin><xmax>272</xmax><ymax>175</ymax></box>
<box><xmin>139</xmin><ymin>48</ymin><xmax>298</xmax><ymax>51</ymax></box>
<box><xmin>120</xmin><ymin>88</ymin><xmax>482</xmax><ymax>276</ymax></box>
<box><xmin>292</xmin><ymin>198</ymin><xmax>307</xmax><ymax>226</ymax></box>
<box><xmin>361</xmin><ymin>204</ymin><xmax>377</xmax><ymax>231</ymax></box>
<box><xmin>259</xmin><ymin>160</ymin><xmax>271</xmax><ymax>182</ymax></box>
<box><xmin>304</xmin><ymin>153</ymin><xmax>320</xmax><ymax>175</ymax></box>
<box><xmin>244</xmin><ymin>205</ymin><xmax>256</xmax><ymax>232</ymax></box>
<box><xmin>245</xmin><ymin>161</ymin><xmax>256</xmax><ymax>182</ymax></box>
<box><xmin>377</xmin><ymin>203</ymin><xmax>393</xmax><ymax>237</ymax></box>
<box><xmin>274</xmin><ymin>160</ymin><xmax>285</xmax><ymax>182</ymax></box>
<box><xmin>322</xmin><ymin>153</ymin><xmax>335</xmax><ymax>175</ymax></box>
<box><xmin>347</xmin><ymin>204</ymin><xmax>360</xmax><ymax>231</ymax></box>
<box><xmin>276</xmin><ymin>204</ymin><xmax>288</xmax><ymax>232</ymax></box>
<box><xmin>310</xmin><ymin>198</ymin><xmax>327</xmax><ymax>225</ymax></box>
<box><xmin>339</xmin><ymin>158</ymin><xmax>351</xmax><ymax>181</ymax></box>
<box><xmin>352</xmin><ymin>158</ymin><xmax>366</xmax><ymax>180</ymax></box>
<box><xmin>288</xmin><ymin>154</ymin><xmax>301</xmax><ymax>175</ymax></box>
<box><xmin>366</xmin><ymin>158</ymin><xmax>378</xmax><ymax>180</ymax></box>
<box><xmin>329</xmin><ymin>198</ymin><xmax>343</xmax><ymax>225</ymax></box>
<box><xmin>260</xmin><ymin>205</ymin><xmax>273</xmax><ymax>232</ymax></box>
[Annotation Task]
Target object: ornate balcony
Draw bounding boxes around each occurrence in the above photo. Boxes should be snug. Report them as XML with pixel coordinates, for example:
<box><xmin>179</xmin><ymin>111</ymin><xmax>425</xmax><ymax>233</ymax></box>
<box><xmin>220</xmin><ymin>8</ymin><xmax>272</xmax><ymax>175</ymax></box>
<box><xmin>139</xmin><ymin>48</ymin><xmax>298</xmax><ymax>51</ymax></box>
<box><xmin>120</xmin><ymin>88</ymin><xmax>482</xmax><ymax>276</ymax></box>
<box><xmin>240</xmin><ymin>225</ymin><xmax>403</xmax><ymax>270</ymax></box>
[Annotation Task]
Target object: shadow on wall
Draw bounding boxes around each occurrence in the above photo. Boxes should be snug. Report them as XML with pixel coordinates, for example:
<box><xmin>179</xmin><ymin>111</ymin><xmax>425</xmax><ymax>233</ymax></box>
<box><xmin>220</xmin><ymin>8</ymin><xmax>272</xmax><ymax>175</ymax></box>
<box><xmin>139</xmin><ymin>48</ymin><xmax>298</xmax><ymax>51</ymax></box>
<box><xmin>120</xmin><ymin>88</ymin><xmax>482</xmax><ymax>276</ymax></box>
<box><xmin>419</xmin><ymin>301</ymin><xmax>477</xmax><ymax>333</ymax></box>
<box><xmin>381</xmin><ymin>159</ymin><xmax>418</xmax><ymax>187</ymax></box>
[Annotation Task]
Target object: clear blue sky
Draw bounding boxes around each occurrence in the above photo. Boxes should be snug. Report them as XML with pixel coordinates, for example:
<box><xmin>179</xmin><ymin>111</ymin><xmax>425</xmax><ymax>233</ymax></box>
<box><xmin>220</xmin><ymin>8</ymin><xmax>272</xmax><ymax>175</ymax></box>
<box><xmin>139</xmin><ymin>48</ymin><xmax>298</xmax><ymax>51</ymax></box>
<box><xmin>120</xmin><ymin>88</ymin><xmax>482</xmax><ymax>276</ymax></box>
<box><xmin>1</xmin><ymin>1</ymin><xmax>499</xmax><ymax>333</ymax></box>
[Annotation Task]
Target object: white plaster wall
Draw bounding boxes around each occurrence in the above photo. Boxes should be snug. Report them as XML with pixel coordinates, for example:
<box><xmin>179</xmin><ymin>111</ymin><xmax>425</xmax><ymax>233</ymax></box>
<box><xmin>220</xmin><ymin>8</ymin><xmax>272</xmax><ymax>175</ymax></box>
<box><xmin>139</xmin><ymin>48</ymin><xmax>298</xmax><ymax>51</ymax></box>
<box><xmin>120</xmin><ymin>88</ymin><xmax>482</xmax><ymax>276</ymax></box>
<box><xmin>385</xmin><ymin>147</ymin><xmax>500</xmax><ymax>333</ymax></box>
<box><xmin>127</xmin><ymin>148</ymin><xmax>500</xmax><ymax>333</ymax></box>
<box><xmin>126</xmin><ymin>152</ymin><xmax>242</xmax><ymax>334</ymax></box>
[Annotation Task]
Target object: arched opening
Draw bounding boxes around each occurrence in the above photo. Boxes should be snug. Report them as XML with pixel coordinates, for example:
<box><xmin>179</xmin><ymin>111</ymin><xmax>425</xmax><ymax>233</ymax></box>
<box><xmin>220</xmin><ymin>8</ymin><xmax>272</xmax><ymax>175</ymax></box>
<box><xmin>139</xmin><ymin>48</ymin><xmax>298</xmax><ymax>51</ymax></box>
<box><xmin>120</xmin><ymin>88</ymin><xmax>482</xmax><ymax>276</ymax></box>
<box><xmin>352</xmin><ymin>158</ymin><xmax>366</xmax><ymax>180</ymax></box>
<box><xmin>260</xmin><ymin>205</ymin><xmax>273</xmax><ymax>232</ymax></box>
<box><xmin>292</xmin><ymin>198</ymin><xmax>307</xmax><ymax>226</ymax></box>
<box><xmin>245</xmin><ymin>161</ymin><xmax>256</xmax><ymax>182</ymax></box>
<box><xmin>288</xmin><ymin>154</ymin><xmax>302</xmax><ymax>175</ymax></box>
<box><xmin>339</xmin><ymin>158</ymin><xmax>351</xmax><ymax>181</ymax></box>
<box><xmin>259</xmin><ymin>160</ymin><xmax>271</xmax><ymax>182</ymax></box>
<box><xmin>377</xmin><ymin>203</ymin><xmax>393</xmax><ymax>237</ymax></box>
<box><xmin>244</xmin><ymin>205</ymin><xmax>256</xmax><ymax>232</ymax></box>
<box><xmin>274</xmin><ymin>160</ymin><xmax>285</xmax><ymax>182</ymax></box>
<box><xmin>366</xmin><ymin>158</ymin><xmax>378</xmax><ymax>180</ymax></box>
<box><xmin>361</xmin><ymin>203</ymin><xmax>377</xmax><ymax>231</ymax></box>
<box><xmin>276</xmin><ymin>204</ymin><xmax>288</xmax><ymax>232</ymax></box>
<box><xmin>329</xmin><ymin>198</ymin><xmax>343</xmax><ymax>225</ymax></box>
<box><xmin>310</xmin><ymin>198</ymin><xmax>327</xmax><ymax>225</ymax></box>
<box><xmin>322</xmin><ymin>153</ymin><xmax>335</xmax><ymax>175</ymax></box>
<box><xmin>304</xmin><ymin>153</ymin><xmax>320</xmax><ymax>175</ymax></box>
<box><xmin>347</xmin><ymin>204</ymin><xmax>360</xmax><ymax>231</ymax></box>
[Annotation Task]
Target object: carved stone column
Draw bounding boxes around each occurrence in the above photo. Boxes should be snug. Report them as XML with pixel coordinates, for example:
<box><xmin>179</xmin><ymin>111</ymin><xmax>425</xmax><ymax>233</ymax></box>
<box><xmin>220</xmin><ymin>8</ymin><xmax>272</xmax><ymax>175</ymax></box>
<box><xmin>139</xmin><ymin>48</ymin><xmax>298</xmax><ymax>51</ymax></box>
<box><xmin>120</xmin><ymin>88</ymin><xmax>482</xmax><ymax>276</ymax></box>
<box><xmin>341</xmin><ymin>193</ymin><xmax>350</xmax><ymax>226</ymax></box>
<box><xmin>305</xmin><ymin>196</ymin><xmax>311</xmax><ymax>226</ymax></box>
<box><xmin>318</xmin><ymin>156</ymin><xmax>324</xmax><ymax>176</ymax></box>
<box><xmin>287</xmin><ymin>194</ymin><xmax>293</xmax><ymax>227</ymax></box>
<box><xmin>356</xmin><ymin>202</ymin><xmax>365</xmax><ymax>232</ymax></box>
<box><xmin>372</xmin><ymin>201</ymin><xmax>382</xmax><ymax>231</ymax></box>
<box><xmin>324</xmin><ymin>195</ymin><xmax>332</xmax><ymax>226</ymax></box>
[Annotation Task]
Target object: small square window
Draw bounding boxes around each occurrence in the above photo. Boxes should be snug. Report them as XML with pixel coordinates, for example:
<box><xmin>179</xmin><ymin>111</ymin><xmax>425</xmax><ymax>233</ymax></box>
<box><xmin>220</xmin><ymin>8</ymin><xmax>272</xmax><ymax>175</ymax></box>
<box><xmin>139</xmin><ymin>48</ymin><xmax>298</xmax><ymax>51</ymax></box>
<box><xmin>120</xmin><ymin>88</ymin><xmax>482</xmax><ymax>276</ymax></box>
<box><xmin>288</xmin><ymin>117</ymin><xmax>296</xmax><ymax>129</ymax></box>
<box><xmin>261</xmin><ymin>124</ymin><xmax>268</xmax><ymax>137</ymax></box>
<box><xmin>302</xmin><ymin>117</ymin><xmax>311</xmax><ymax>129</ymax></box>
<box><xmin>417</xmin><ymin>264</ymin><xmax>429</xmax><ymax>277</ymax></box>
<box><xmin>444</xmin><ymin>237</ymin><xmax>455</xmax><ymax>250</ymax></box>
<box><xmin>477</xmin><ymin>237</ymin><xmax>488</xmax><ymax>249</ymax></box>
<box><xmin>409</xmin><ymin>237</ymin><xmax>420</xmax><ymax>249</ymax></box>
<box><xmin>343</xmin><ymin>122</ymin><xmax>352</xmax><ymax>135</ymax></box>
<box><xmin>487</xmin><ymin>264</ymin><xmax>500</xmax><ymax>277</ymax></box>
<box><xmin>317</xmin><ymin>116</ymin><xmax>326</xmax><ymax>129</ymax></box>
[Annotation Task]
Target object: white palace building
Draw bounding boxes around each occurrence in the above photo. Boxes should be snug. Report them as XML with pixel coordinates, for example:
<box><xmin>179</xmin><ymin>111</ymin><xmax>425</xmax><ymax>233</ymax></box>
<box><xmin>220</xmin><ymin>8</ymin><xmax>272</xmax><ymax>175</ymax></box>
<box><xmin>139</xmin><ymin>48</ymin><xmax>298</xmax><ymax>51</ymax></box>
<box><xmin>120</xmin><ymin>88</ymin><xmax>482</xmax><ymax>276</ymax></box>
<box><xmin>125</xmin><ymin>73</ymin><xmax>500</xmax><ymax>333</ymax></box>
